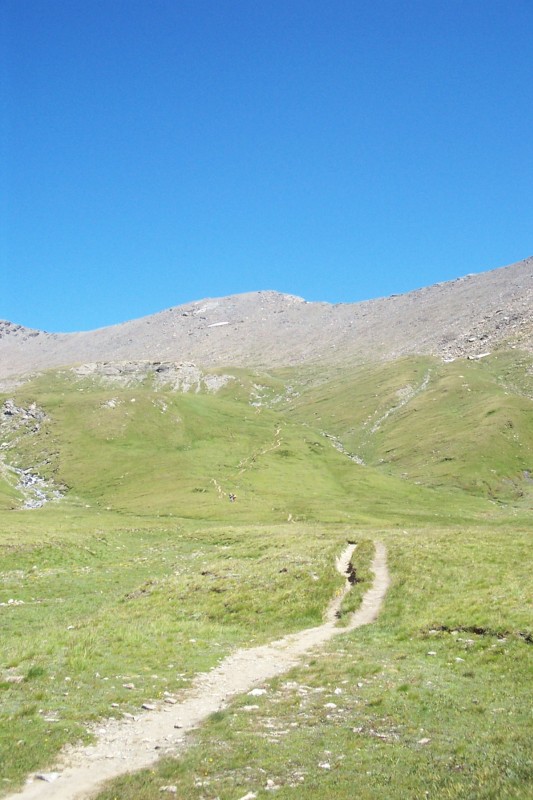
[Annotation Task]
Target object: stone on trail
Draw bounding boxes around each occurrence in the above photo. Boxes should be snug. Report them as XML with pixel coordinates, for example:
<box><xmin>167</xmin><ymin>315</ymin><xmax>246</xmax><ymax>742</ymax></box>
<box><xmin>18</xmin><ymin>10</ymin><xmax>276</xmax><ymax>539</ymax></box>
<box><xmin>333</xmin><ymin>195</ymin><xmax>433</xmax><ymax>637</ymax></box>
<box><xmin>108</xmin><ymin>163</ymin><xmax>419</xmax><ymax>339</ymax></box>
<box><xmin>142</xmin><ymin>702</ymin><xmax>157</xmax><ymax>710</ymax></box>
<box><xmin>36</xmin><ymin>773</ymin><xmax>61</xmax><ymax>783</ymax></box>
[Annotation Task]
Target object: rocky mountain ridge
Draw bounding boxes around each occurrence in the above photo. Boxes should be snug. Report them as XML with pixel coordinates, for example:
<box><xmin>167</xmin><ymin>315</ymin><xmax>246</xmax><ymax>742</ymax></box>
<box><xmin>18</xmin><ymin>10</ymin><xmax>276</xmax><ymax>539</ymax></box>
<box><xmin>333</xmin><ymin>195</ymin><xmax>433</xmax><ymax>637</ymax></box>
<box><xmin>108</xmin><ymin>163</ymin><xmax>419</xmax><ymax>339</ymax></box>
<box><xmin>1</xmin><ymin>256</ymin><xmax>532</xmax><ymax>385</ymax></box>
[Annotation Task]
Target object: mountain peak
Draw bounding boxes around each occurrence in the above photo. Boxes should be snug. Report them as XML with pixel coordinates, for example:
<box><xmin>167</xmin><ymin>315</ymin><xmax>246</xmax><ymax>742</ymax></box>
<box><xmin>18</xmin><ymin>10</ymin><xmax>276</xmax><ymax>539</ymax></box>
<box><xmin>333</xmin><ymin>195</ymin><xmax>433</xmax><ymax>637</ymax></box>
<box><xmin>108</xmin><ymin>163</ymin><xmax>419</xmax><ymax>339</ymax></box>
<box><xmin>1</xmin><ymin>257</ymin><xmax>532</xmax><ymax>383</ymax></box>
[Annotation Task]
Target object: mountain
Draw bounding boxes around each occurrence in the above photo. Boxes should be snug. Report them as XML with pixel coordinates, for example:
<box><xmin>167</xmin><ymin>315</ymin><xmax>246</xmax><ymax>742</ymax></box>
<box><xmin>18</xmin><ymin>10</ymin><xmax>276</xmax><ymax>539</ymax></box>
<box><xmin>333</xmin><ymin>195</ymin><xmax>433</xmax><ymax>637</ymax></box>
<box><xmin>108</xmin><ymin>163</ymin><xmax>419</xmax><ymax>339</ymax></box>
<box><xmin>1</xmin><ymin>258</ymin><xmax>532</xmax><ymax>797</ymax></box>
<box><xmin>1</xmin><ymin>256</ymin><xmax>532</xmax><ymax>385</ymax></box>
<box><xmin>1</xmin><ymin>255</ymin><xmax>532</xmax><ymax>516</ymax></box>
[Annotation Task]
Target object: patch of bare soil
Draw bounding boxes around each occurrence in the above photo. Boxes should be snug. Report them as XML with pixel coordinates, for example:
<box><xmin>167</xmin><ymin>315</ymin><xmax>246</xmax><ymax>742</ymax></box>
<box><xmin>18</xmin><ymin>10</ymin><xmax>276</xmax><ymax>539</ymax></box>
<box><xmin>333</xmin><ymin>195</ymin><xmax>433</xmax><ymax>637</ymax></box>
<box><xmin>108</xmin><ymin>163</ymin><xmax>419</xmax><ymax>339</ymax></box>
<box><xmin>6</xmin><ymin>542</ymin><xmax>389</xmax><ymax>800</ymax></box>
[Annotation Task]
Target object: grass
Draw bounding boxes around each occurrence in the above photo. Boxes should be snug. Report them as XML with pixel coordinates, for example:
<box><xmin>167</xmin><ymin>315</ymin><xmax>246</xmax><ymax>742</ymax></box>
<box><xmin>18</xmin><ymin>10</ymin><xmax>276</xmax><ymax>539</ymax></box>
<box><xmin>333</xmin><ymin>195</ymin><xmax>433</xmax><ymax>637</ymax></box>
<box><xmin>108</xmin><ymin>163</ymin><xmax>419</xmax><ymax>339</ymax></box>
<box><xmin>289</xmin><ymin>353</ymin><xmax>533</xmax><ymax>505</ymax></box>
<box><xmin>0</xmin><ymin>515</ymin><xmax>352</xmax><ymax>790</ymax></box>
<box><xmin>93</xmin><ymin>526</ymin><xmax>533</xmax><ymax>800</ymax></box>
<box><xmin>1</xmin><ymin>353</ymin><xmax>532</xmax><ymax>796</ymax></box>
<box><xmin>0</xmin><ymin>476</ymin><xmax>20</xmax><ymax>511</ymax></box>
<box><xmin>0</xmin><ymin>366</ymin><xmax>502</xmax><ymax>527</ymax></box>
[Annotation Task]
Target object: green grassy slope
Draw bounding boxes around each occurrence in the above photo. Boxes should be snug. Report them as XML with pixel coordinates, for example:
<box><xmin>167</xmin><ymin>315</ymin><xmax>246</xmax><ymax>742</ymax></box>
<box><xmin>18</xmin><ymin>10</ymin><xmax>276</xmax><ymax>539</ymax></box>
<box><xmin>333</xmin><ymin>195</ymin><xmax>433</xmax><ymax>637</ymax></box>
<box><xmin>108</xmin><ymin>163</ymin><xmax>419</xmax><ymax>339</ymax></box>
<box><xmin>1</xmin><ymin>366</ymin><xmax>494</xmax><ymax>524</ymax></box>
<box><xmin>1</xmin><ymin>354</ymin><xmax>532</xmax><ymax>796</ymax></box>
<box><xmin>0</xmin><ymin>477</ymin><xmax>21</xmax><ymax>510</ymax></box>
<box><xmin>289</xmin><ymin>352</ymin><xmax>533</xmax><ymax>505</ymax></box>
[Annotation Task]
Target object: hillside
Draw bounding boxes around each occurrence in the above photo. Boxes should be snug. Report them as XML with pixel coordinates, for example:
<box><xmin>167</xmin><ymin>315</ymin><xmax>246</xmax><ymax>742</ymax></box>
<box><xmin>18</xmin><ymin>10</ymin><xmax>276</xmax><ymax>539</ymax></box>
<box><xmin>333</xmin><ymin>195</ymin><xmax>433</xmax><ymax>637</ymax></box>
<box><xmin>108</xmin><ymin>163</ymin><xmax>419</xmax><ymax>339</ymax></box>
<box><xmin>1</xmin><ymin>256</ymin><xmax>533</xmax><ymax>514</ymax></box>
<box><xmin>1</xmin><ymin>256</ymin><xmax>532</xmax><ymax>386</ymax></box>
<box><xmin>1</xmin><ymin>258</ymin><xmax>532</xmax><ymax>800</ymax></box>
<box><xmin>1</xmin><ymin>352</ymin><xmax>532</xmax><ymax>518</ymax></box>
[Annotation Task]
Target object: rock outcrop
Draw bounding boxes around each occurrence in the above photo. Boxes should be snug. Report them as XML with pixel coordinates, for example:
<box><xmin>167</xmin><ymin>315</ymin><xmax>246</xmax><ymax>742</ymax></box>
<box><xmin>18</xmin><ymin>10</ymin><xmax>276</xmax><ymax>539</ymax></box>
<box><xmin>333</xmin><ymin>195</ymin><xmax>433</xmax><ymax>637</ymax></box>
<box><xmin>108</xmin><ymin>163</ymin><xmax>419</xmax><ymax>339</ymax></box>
<box><xmin>0</xmin><ymin>400</ymin><xmax>64</xmax><ymax>508</ymax></box>
<box><xmin>71</xmin><ymin>361</ymin><xmax>234</xmax><ymax>392</ymax></box>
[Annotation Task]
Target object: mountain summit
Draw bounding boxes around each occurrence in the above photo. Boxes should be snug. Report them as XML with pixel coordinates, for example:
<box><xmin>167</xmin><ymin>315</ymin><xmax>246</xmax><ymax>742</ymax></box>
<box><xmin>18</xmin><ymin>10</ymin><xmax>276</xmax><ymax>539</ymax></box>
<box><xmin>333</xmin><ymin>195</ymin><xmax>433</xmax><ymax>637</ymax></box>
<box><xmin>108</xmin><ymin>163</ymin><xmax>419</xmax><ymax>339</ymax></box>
<box><xmin>1</xmin><ymin>256</ymin><xmax>532</xmax><ymax>383</ymax></box>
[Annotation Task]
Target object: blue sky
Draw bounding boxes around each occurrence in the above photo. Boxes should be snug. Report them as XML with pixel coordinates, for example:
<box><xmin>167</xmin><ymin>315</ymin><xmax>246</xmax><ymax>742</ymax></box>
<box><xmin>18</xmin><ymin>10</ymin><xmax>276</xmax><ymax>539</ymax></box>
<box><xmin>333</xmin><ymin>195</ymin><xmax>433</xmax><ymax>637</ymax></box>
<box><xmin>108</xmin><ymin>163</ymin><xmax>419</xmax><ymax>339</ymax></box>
<box><xmin>2</xmin><ymin>0</ymin><xmax>532</xmax><ymax>332</ymax></box>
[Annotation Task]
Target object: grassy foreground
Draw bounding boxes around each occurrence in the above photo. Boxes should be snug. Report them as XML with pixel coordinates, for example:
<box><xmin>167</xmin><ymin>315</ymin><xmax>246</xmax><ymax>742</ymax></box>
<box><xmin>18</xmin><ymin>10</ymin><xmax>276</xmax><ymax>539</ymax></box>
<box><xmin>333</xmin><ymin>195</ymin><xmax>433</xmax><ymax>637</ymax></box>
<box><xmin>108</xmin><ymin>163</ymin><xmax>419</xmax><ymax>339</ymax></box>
<box><xmin>3</xmin><ymin>514</ymin><xmax>529</xmax><ymax>797</ymax></box>
<box><xmin>94</xmin><ymin>525</ymin><xmax>533</xmax><ymax>800</ymax></box>
<box><xmin>0</xmin><ymin>512</ymin><xmax>352</xmax><ymax>792</ymax></box>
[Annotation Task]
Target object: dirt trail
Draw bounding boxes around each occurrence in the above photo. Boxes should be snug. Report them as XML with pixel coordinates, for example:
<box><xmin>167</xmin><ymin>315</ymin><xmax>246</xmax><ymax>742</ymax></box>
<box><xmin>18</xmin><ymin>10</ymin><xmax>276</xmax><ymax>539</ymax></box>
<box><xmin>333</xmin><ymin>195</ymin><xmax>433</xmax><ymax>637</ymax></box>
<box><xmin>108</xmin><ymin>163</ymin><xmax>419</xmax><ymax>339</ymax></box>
<box><xmin>236</xmin><ymin>425</ymin><xmax>283</xmax><ymax>475</ymax></box>
<box><xmin>6</xmin><ymin>542</ymin><xmax>389</xmax><ymax>800</ymax></box>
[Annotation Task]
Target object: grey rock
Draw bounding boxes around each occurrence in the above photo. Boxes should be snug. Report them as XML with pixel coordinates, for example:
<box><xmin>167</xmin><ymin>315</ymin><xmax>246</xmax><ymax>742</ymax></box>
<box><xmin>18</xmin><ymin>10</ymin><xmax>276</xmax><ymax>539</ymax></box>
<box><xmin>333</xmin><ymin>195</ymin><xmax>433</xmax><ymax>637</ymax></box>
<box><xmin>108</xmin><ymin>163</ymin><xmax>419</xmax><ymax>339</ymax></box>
<box><xmin>36</xmin><ymin>772</ymin><xmax>61</xmax><ymax>783</ymax></box>
<box><xmin>1</xmin><ymin>257</ymin><xmax>532</xmax><ymax>383</ymax></box>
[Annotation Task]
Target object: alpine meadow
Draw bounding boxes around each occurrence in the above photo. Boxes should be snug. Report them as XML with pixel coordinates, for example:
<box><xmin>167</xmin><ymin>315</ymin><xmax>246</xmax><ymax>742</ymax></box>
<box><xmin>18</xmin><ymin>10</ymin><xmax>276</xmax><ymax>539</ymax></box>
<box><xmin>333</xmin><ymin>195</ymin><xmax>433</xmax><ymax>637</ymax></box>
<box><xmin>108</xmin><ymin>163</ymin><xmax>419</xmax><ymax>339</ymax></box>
<box><xmin>1</xmin><ymin>257</ymin><xmax>532</xmax><ymax>800</ymax></box>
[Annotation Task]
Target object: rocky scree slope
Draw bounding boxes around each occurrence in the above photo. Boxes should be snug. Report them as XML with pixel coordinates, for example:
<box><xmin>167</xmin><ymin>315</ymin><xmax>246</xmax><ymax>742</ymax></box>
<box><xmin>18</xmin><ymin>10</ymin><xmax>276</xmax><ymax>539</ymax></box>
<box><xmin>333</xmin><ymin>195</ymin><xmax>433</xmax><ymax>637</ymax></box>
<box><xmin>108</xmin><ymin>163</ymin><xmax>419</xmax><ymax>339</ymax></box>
<box><xmin>1</xmin><ymin>257</ymin><xmax>531</xmax><ymax>383</ymax></box>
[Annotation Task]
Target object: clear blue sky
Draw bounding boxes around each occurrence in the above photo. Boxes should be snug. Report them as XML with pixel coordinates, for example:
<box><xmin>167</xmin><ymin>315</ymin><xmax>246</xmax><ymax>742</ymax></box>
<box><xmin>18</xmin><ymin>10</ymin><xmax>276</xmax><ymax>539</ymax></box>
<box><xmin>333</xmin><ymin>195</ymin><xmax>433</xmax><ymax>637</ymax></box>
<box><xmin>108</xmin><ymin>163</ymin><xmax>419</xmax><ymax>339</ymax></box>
<box><xmin>2</xmin><ymin>0</ymin><xmax>532</xmax><ymax>332</ymax></box>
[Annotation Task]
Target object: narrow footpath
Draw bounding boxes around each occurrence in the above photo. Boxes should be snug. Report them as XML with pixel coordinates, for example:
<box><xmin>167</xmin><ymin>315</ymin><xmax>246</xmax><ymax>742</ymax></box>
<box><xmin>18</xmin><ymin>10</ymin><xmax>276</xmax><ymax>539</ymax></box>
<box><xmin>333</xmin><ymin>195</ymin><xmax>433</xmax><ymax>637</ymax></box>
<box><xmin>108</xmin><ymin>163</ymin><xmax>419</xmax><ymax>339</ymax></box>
<box><xmin>7</xmin><ymin>542</ymin><xmax>389</xmax><ymax>800</ymax></box>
